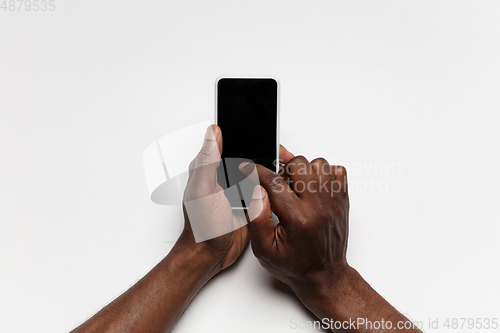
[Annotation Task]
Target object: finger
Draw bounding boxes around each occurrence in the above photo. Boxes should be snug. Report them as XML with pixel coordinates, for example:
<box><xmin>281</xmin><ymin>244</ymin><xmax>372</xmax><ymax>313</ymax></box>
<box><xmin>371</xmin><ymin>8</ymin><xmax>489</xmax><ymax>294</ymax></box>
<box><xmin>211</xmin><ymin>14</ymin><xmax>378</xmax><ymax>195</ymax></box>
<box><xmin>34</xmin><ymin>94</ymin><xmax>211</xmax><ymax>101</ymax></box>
<box><xmin>189</xmin><ymin>125</ymin><xmax>222</xmax><ymax>192</ymax></box>
<box><xmin>310</xmin><ymin>157</ymin><xmax>334</xmax><ymax>195</ymax></box>
<box><xmin>240</xmin><ymin>144</ymin><xmax>293</xmax><ymax>181</ymax></box>
<box><xmin>238</xmin><ymin>161</ymin><xmax>259</xmax><ymax>184</ymax></box>
<box><xmin>282</xmin><ymin>155</ymin><xmax>318</xmax><ymax>199</ymax></box>
<box><xmin>247</xmin><ymin>185</ymin><xmax>275</xmax><ymax>255</ymax></box>
<box><xmin>310</xmin><ymin>157</ymin><xmax>333</xmax><ymax>178</ymax></box>
<box><xmin>279</xmin><ymin>145</ymin><xmax>295</xmax><ymax>165</ymax></box>
<box><xmin>240</xmin><ymin>163</ymin><xmax>298</xmax><ymax>220</ymax></box>
<box><xmin>331</xmin><ymin>165</ymin><xmax>348</xmax><ymax>194</ymax></box>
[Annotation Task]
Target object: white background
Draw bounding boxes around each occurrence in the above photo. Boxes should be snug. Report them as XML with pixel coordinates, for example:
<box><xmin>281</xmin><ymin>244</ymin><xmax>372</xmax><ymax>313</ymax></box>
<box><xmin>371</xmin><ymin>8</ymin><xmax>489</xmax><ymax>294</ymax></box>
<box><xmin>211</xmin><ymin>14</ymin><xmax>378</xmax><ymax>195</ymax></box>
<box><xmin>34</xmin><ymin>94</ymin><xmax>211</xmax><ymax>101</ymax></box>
<box><xmin>1</xmin><ymin>1</ymin><xmax>499</xmax><ymax>332</ymax></box>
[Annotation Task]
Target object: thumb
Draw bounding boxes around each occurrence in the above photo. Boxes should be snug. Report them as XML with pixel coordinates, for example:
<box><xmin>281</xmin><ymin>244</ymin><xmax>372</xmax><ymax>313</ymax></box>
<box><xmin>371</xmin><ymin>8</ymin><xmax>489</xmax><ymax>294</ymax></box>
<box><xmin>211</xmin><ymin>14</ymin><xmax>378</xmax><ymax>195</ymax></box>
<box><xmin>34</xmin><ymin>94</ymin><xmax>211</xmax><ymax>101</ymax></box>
<box><xmin>189</xmin><ymin>125</ymin><xmax>222</xmax><ymax>190</ymax></box>
<box><xmin>247</xmin><ymin>185</ymin><xmax>274</xmax><ymax>252</ymax></box>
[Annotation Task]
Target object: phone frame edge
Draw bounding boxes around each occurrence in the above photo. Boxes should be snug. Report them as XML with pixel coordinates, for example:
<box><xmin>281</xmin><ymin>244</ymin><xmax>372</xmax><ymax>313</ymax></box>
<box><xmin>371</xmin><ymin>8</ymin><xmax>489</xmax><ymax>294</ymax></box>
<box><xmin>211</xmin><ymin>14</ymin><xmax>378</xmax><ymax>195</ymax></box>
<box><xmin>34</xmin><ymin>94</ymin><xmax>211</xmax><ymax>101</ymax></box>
<box><xmin>214</xmin><ymin>75</ymin><xmax>281</xmax><ymax>209</ymax></box>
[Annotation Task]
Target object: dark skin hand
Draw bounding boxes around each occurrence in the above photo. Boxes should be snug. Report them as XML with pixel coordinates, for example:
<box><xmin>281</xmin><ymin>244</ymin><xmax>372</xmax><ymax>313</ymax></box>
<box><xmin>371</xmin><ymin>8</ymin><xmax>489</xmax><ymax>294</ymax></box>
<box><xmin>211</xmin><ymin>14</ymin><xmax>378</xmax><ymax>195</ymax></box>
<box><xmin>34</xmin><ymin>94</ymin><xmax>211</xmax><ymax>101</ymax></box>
<box><xmin>72</xmin><ymin>124</ymin><xmax>421</xmax><ymax>333</ymax></box>
<box><xmin>240</xmin><ymin>155</ymin><xmax>423</xmax><ymax>333</ymax></box>
<box><xmin>71</xmin><ymin>125</ymin><xmax>293</xmax><ymax>333</ymax></box>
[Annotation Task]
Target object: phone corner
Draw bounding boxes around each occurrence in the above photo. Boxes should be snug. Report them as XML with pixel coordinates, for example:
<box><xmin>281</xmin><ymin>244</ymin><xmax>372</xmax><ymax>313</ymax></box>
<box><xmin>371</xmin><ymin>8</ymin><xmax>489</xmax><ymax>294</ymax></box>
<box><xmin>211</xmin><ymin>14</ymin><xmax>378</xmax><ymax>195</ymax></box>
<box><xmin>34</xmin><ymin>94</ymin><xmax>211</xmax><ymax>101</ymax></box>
<box><xmin>214</xmin><ymin>75</ymin><xmax>227</xmax><ymax>87</ymax></box>
<box><xmin>268</xmin><ymin>76</ymin><xmax>280</xmax><ymax>88</ymax></box>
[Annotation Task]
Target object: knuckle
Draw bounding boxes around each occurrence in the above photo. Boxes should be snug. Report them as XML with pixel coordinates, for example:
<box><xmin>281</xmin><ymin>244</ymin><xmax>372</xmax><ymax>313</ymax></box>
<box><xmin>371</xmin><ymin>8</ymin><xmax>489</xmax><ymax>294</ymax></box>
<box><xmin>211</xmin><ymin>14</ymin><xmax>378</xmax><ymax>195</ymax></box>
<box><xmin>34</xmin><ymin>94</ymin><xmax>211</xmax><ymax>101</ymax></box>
<box><xmin>311</xmin><ymin>157</ymin><xmax>331</xmax><ymax>175</ymax></box>
<box><xmin>288</xmin><ymin>155</ymin><xmax>308</xmax><ymax>165</ymax></box>
<box><xmin>286</xmin><ymin>155</ymin><xmax>311</xmax><ymax>176</ymax></box>
<box><xmin>187</xmin><ymin>159</ymin><xmax>196</xmax><ymax>179</ymax></box>
<box><xmin>311</xmin><ymin>157</ymin><xmax>328</xmax><ymax>165</ymax></box>
<box><xmin>294</xmin><ymin>214</ymin><xmax>311</xmax><ymax>230</ymax></box>
<box><xmin>196</xmin><ymin>149</ymin><xmax>219</xmax><ymax>168</ymax></box>
<box><xmin>196</xmin><ymin>148</ymin><xmax>213</xmax><ymax>163</ymax></box>
<box><xmin>197</xmin><ymin>138</ymin><xmax>219</xmax><ymax>159</ymax></box>
<box><xmin>188</xmin><ymin>159</ymin><xmax>196</xmax><ymax>173</ymax></box>
<box><xmin>263</xmin><ymin>173</ymin><xmax>284</xmax><ymax>189</ymax></box>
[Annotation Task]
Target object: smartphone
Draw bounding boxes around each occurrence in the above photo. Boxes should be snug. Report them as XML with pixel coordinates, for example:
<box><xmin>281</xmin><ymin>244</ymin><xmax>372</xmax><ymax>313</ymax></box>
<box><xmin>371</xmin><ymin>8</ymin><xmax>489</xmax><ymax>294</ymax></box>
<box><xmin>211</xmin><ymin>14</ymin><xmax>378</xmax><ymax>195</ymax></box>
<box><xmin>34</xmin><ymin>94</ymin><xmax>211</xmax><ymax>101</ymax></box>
<box><xmin>215</xmin><ymin>77</ymin><xmax>279</xmax><ymax>209</ymax></box>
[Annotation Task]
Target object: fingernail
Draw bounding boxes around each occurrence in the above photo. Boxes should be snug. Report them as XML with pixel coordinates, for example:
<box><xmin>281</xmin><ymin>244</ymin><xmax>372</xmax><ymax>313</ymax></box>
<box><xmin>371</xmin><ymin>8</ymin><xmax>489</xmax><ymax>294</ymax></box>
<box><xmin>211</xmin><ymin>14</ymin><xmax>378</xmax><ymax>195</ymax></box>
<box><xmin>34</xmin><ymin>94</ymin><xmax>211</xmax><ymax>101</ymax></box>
<box><xmin>252</xmin><ymin>185</ymin><xmax>265</xmax><ymax>199</ymax></box>
<box><xmin>239</xmin><ymin>162</ymin><xmax>250</xmax><ymax>169</ymax></box>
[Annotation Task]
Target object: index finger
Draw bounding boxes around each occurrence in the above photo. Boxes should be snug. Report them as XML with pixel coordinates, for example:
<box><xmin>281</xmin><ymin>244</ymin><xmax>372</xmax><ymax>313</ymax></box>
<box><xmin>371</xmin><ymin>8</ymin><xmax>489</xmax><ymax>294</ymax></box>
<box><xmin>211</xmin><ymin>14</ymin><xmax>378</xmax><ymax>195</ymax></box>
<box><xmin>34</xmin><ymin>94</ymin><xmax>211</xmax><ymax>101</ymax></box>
<box><xmin>240</xmin><ymin>163</ymin><xmax>299</xmax><ymax>220</ymax></box>
<box><xmin>279</xmin><ymin>145</ymin><xmax>294</xmax><ymax>165</ymax></box>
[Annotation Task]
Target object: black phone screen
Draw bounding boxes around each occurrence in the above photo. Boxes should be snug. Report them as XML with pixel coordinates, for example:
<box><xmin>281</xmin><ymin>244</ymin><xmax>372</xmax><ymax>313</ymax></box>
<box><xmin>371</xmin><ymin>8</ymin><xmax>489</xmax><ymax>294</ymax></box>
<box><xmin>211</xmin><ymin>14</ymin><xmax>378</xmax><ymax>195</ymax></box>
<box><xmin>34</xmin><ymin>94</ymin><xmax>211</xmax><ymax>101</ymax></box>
<box><xmin>216</xmin><ymin>78</ymin><xmax>278</xmax><ymax>208</ymax></box>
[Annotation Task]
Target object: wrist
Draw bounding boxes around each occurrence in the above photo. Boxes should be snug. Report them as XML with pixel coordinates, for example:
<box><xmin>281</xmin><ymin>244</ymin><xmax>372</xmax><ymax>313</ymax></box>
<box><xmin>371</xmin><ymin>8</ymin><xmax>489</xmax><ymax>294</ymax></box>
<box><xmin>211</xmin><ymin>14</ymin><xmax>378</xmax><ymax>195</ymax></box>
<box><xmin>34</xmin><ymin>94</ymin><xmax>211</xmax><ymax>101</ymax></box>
<box><xmin>291</xmin><ymin>263</ymin><xmax>353</xmax><ymax>317</ymax></box>
<box><xmin>171</xmin><ymin>230</ymin><xmax>226</xmax><ymax>278</ymax></box>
